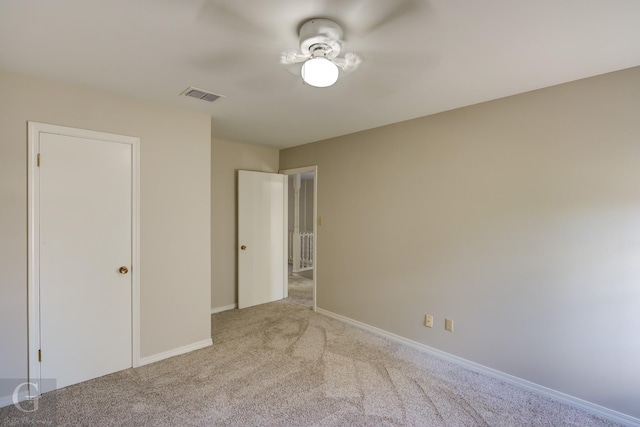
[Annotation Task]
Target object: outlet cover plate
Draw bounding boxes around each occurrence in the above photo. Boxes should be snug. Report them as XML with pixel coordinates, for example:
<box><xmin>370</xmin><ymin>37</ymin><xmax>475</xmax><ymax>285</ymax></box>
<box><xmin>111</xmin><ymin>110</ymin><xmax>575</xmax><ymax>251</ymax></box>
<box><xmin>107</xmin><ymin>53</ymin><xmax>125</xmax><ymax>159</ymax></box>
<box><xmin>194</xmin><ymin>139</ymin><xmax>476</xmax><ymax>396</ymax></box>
<box><xmin>425</xmin><ymin>315</ymin><xmax>433</xmax><ymax>328</ymax></box>
<box><xmin>445</xmin><ymin>318</ymin><xmax>454</xmax><ymax>332</ymax></box>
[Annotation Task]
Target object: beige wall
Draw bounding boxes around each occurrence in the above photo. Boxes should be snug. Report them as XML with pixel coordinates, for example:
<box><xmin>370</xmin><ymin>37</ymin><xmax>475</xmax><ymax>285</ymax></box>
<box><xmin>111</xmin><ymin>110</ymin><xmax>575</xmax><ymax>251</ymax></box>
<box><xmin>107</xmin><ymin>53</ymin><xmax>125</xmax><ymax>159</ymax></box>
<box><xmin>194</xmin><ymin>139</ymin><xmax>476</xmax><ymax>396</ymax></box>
<box><xmin>211</xmin><ymin>138</ymin><xmax>279</xmax><ymax>310</ymax></box>
<box><xmin>0</xmin><ymin>69</ymin><xmax>211</xmax><ymax>400</ymax></box>
<box><xmin>280</xmin><ymin>66</ymin><xmax>640</xmax><ymax>419</ymax></box>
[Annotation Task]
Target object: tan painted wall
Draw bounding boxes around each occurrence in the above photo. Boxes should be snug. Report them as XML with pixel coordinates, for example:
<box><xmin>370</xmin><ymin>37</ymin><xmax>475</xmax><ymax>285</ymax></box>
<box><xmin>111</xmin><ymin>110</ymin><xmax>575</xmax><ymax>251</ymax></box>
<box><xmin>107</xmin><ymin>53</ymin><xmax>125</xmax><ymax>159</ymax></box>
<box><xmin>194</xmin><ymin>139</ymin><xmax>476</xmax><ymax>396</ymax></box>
<box><xmin>0</xmin><ymin>69</ymin><xmax>211</xmax><ymax>400</ymax></box>
<box><xmin>211</xmin><ymin>138</ymin><xmax>279</xmax><ymax>310</ymax></box>
<box><xmin>279</xmin><ymin>66</ymin><xmax>640</xmax><ymax>418</ymax></box>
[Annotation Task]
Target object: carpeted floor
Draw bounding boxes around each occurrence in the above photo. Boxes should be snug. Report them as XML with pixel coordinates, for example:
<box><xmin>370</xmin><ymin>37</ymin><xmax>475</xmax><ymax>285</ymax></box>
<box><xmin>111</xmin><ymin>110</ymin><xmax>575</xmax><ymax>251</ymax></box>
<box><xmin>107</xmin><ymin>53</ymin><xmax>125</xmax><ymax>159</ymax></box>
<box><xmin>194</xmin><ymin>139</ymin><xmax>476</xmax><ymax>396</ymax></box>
<box><xmin>287</xmin><ymin>274</ymin><xmax>313</xmax><ymax>307</ymax></box>
<box><xmin>0</xmin><ymin>300</ymin><xmax>623</xmax><ymax>426</ymax></box>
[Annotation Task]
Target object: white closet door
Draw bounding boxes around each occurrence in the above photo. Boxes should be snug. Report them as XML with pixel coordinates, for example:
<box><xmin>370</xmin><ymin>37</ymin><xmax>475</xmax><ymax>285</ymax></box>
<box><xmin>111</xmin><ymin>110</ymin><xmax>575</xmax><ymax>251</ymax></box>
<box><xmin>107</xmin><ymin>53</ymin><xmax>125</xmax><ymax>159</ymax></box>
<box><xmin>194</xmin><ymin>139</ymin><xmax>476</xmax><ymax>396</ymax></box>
<box><xmin>38</xmin><ymin>131</ymin><xmax>132</xmax><ymax>392</ymax></box>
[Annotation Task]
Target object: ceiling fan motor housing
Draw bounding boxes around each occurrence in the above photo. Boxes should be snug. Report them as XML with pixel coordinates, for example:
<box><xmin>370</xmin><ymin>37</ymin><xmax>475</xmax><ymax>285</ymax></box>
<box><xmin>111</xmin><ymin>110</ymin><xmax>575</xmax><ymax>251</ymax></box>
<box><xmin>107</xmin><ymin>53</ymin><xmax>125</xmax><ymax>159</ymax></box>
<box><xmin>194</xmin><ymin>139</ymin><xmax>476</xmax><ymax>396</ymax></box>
<box><xmin>299</xmin><ymin>18</ymin><xmax>342</xmax><ymax>59</ymax></box>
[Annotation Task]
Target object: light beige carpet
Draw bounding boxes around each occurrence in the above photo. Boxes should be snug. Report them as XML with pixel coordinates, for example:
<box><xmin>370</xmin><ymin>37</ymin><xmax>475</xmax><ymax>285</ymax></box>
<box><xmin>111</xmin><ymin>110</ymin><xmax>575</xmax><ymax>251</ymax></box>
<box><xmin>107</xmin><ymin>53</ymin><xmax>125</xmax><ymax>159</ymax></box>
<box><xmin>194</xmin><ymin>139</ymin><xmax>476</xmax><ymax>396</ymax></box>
<box><xmin>287</xmin><ymin>274</ymin><xmax>313</xmax><ymax>307</ymax></box>
<box><xmin>0</xmin><ymin>300</ymin><xmax>623</xmax><ymax>426</ymax></box>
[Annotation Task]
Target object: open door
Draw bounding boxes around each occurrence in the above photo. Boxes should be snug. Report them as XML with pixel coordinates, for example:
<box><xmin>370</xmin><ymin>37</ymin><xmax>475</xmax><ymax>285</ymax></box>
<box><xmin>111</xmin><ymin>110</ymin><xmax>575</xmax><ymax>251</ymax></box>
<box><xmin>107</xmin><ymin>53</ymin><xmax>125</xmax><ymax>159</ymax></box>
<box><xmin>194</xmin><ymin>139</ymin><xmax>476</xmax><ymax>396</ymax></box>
<box><xmin>238</xmin><ymin>170</ymin><xmax>287</xmax><ymax>309</ymax></box>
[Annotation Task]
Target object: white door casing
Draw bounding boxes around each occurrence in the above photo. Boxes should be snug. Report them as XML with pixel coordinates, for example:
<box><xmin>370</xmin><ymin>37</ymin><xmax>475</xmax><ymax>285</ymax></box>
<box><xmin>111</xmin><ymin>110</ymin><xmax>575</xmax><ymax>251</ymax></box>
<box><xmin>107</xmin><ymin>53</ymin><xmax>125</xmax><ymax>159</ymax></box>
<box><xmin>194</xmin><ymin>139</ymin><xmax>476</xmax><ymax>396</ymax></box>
<box><xmin>237</xmin><ymin>170</ymin><xmax>287</xmax><ymax>309</ymax></box>
<box><xmin>28</xmin><ymin>122</ymin><xmax>140</xmax><ymax>395</ymax></box>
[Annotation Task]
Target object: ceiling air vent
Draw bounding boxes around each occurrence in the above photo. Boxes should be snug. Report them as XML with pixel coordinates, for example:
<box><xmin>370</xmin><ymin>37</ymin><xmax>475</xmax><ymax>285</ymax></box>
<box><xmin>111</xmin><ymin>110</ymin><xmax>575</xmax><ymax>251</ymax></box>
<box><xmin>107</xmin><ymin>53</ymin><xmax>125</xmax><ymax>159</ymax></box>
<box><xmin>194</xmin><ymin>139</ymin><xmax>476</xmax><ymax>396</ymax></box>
<box><xmin>181</xmin><ymin>86</ymin><xmax>224</xmax><ymax>103</ymax></box>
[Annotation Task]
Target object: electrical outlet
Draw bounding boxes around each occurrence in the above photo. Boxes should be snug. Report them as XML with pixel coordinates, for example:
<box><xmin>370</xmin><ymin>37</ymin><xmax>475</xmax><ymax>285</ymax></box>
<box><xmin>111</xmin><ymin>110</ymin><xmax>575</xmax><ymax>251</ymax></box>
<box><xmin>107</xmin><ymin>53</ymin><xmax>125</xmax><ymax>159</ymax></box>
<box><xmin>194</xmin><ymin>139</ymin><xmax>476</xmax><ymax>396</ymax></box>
<box><xmin>445</xmin><ymin>318</ymin><xmax>454</xmax><ymax>332</ymax></box>
<box><xmin>424</xmin><ymin>315</ymin><xmax>433</xmax><ymax>328</ymax></box>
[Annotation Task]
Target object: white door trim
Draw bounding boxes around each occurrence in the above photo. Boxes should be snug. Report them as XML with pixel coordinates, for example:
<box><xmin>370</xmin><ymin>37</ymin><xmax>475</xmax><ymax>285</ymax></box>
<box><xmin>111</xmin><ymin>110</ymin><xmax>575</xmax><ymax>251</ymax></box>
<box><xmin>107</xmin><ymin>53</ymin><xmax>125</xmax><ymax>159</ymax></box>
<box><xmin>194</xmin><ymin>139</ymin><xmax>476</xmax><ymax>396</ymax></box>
<box><xmin>27</xmin><ymin>122</ymin><xmax>141</xmax><ymax>396</ymax></box>
<box><xmin>280</xmin><ymin>165</ymin><xmax>318</xmax><ymax>312</ymax></box>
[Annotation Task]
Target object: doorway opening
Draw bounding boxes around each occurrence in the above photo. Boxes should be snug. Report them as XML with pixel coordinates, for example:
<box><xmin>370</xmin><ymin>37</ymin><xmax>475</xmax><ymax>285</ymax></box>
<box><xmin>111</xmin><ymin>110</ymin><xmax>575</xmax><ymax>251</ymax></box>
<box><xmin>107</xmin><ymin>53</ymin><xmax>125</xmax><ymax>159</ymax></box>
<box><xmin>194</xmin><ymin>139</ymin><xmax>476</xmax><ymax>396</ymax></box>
<box><xmin>281</xmin><ymin>166</ymin><xmax>317</xmax><ymax>310</ymax></box>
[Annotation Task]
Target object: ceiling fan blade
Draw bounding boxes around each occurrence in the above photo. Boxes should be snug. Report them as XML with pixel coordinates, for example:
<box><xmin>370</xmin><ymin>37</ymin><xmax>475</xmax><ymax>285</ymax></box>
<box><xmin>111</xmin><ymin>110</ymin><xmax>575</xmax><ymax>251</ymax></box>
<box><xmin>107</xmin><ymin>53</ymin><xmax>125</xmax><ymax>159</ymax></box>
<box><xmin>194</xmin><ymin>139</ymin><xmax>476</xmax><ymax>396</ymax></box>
<box><xmin>342</xmin><ymin>0</ymin><xmax>429</xmax><ymax>36</ymax></box>
<box><xmin>281</xmin><ymin>50</ymin><xmax>311</xmax><ymax>65</ymax></box>
<box><xmin>197</xmin><ymin>0</ymin><xmax>271</xmax><ymax>38</ymax></box>
<box><xmin>332</xmin><ymin>52</ymin><xmax>362</xmax><ymax>72</ymax></box>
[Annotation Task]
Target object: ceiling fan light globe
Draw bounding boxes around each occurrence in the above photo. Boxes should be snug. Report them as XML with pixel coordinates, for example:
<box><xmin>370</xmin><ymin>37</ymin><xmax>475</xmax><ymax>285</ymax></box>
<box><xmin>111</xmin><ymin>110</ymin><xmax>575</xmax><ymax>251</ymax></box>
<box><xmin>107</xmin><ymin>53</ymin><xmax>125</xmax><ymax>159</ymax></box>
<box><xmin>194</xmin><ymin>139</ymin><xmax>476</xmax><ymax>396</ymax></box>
<box><xmin>301</xmin><ymin>57</ymin><xmax>339</xmax><ymax>87</ymax></box>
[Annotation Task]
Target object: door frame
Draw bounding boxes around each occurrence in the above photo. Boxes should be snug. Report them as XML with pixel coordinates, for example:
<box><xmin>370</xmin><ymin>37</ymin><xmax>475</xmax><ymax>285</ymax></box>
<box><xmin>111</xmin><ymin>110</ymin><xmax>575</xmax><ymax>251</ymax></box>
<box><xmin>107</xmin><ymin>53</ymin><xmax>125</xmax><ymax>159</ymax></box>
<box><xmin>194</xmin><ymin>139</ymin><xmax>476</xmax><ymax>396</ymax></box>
<box><xmin>280</xmin><ymin>165</ymin><xmax>317</xmax><ymax>312</ymax></box>
<box><xmin>27</xmin><ymin>122</ymin><xmax>141</xmax><ymax>397</ymax></box>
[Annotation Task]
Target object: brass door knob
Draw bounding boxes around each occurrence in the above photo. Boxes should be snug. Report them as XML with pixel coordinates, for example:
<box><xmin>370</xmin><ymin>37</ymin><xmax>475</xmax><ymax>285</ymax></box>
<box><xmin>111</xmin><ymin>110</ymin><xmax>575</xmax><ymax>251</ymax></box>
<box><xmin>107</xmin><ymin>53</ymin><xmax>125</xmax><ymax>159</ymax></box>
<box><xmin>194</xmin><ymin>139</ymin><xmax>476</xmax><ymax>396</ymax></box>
<box><xmin>119</xmin><ymin>266</ymin><xmax>129</xmax><ymax>274</ymax></box>
<box><xmin>240</xmin><ymin>245</ymin><xmax>247</xmax><ymax>250</ymax></box>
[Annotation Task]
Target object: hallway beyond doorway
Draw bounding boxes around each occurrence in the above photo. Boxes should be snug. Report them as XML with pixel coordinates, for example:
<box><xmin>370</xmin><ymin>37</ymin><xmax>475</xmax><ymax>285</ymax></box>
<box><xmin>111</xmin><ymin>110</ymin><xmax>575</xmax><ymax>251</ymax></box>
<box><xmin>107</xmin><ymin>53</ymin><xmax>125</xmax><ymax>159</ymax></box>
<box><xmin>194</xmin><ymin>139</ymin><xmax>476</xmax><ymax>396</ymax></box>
<box><xmin>287</xmin><ymin>273</ymin><xmax>313</xmax><ymax>307</ymax></box>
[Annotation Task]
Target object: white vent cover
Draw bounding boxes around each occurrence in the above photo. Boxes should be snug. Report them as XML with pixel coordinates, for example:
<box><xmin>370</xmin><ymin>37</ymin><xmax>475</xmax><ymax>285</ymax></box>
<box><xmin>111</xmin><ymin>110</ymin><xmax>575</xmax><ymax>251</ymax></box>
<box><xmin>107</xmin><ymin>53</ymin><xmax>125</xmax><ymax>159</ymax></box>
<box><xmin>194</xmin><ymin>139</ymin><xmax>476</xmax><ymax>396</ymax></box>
<box><xmin>181</xmin><ymin>86</ymin><xmax>224</xmax><ymax>103</ymax></box>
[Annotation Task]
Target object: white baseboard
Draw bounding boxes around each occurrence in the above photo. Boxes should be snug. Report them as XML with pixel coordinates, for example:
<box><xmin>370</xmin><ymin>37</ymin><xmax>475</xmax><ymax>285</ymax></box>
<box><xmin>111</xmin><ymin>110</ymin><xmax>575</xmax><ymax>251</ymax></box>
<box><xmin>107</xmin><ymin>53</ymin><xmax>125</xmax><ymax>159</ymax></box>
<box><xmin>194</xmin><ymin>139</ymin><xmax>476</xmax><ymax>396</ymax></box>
<box><xmin>0</xmin><ymin>389</ymin><xmax>30</xmax><ymax>410</ymax></box>
<box><xmin>138</xmin><ymin>338</ymin><xmax>213</xmax><ymax>367</ymax></box>
<box><xmin>211</xmin><ymin>304</ymin><xmax>237</xmax><ymax>314</ymax></box>
<box><xmin>316</xmin><ymin>308</ymin><xmax>640</xmax><ymax>427</ymax></box>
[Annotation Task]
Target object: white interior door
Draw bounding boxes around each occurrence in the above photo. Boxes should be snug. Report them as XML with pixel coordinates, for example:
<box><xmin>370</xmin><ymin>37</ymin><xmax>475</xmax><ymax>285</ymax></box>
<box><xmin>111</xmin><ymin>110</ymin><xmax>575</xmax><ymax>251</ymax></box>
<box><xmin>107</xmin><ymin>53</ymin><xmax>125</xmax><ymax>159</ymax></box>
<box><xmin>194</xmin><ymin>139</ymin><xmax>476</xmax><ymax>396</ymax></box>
<box><xmin>37</xmin><ymin>130</ymin><xmax>133</xmax><ymax>392</ymax></box>
<box><xmin>238</xmin><ymin>170</ymin><xmax>287</xmax><ymax>309</ymax></box>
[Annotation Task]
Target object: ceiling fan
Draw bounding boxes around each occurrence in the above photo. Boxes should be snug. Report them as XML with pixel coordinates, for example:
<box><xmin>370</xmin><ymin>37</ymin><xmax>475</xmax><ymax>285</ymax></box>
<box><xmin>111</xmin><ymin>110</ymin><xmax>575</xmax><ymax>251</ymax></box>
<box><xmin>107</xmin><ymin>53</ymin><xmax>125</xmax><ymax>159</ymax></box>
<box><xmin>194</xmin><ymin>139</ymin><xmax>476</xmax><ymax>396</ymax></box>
<box><xmin>197</xmin><ymin>0</ymin><xmax>431</xmax><ymax>90</ymax></box>
<box><xmin>280</xmin><ymin>18</ymin><xmax>362</xmax><ymax>88</ymax></box>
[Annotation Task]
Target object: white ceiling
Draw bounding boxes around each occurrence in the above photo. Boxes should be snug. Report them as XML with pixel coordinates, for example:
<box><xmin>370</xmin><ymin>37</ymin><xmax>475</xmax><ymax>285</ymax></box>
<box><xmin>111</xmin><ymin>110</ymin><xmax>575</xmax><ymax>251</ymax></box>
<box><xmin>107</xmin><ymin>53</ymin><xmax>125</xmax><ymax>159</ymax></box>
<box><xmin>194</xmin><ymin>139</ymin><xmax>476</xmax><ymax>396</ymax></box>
<box><xmin>1</xmin><ymin>0</ymin><xmax>639</xmax><ymax>148</ymax></box>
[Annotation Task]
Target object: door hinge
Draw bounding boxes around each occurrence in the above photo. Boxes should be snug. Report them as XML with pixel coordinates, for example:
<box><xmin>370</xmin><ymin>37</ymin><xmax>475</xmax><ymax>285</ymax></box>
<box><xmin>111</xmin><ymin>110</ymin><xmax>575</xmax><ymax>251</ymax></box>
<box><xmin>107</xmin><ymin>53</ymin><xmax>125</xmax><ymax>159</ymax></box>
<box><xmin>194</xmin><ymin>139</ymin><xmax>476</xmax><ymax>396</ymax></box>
<box><xmin>37</xmin><ymin>153</ymin><xmax>40</xmax><ymax>167</ymax></box>
<box><xmin>38</xmin><ymin>349</ymin><xmax>42</xmax><ymax>362</ymax></box>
